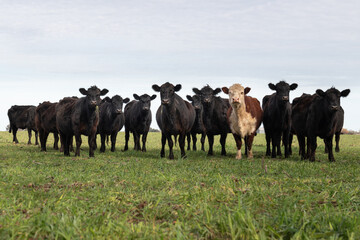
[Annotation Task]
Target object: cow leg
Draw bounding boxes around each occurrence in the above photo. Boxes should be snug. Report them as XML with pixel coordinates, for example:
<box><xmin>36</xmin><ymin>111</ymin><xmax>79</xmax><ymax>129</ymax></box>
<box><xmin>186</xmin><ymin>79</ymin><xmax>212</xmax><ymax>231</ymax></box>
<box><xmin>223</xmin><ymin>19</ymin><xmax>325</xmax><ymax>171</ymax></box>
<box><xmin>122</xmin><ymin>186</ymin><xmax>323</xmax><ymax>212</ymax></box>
<box><xmin>207</xmin><ymin>134</ymin><xmax>214</xmax><ymax>156</ymax></box>
<box><xmin>179</xmin><ymin>133</ymin><xmax>187</xmax><ymax>158</ymax></box>
<box><xmin>167</xmin><ymin>135</ymin><xmax>174</xmax><ymax>159</ymax></box>
<box><xmin>74</xmin><ymin>133</ymin><xmax>82</xmax><ymax>157</ymax></box>
<box><xmin>88</xmin><ymin>134</ymin><xmax>96</xmax><ymax>157</ymax></box>
<box><xmin>297</xmin><ymin>135</ymin><xmax>306</xmax><ymax>160</ymax></box>
<box><xmin>133</xmin><ymin>132</ymin><xmax>140</xmax><ymax>151</ymax></box>
<box><xmin>246</xmin><ymin>133</ymin><xmax>255</xmax><ymax>158</ymax></box>
<box><xmin>27</xmin><ymin>129</ymin><xmax>32</xmax><ymax>144</ymax></box>
<box><xmin>200</xmin><ymin>133</ymin><xmax>206</xmax><ymax>151</ymax></box>
<box><xmin>61</xmin><ymin>133</ymin><xmax>70</xmax><ymax>156</ymax></box>
<box><xmin>142</xmin><ymin>132</ymin><xmax>148</xmax><ymax>152</ymax></box>
<box><xmin>69</xmin><ymin>136</ymin><xmax>74</xmax><ymax>152</ymax></box>
<box><xmin>325</xmin><ymin>135</ymin><xmax>335</xmax><ymax>162</ymax></box>
<box><xmin>42</xmin><ymin>131</ymin><xmax>50</xmax><ymax>152</ymax></box>
<box><xmin>324</xmin><ymin>139</ymin><xmax>329</xmax><ymax>153</ymax></box>
<box><xmin>288</xmin><ymin>133</ymin><xmax>293</xmax><ymax>155</ymax></box>
<box><xmin>233</xmin><ymin>134</ymin><xmax>242</xmax><ymax>159</ymax></box>
<box><xmin>53</xmin><ymin>133</ymin><xmax>59</xmax><ymax>150</ymax></box>
<box><xmin>335</xmin><ymin>132</ymin><xmax>340</xmax><ymax>152</ymax></box>
<box><xmin>283</xmin><ymin>130</ymin><xmax>290</xmax><ymax>158</ymax></box>
<box><xmin>276</xmin><ymin>133</ymin><xmax>282</xmax><ymax>157</ymax></box>
<box><xmin>124</xmin><ymin>129</ymin><xmax>130</xmax><ymax>151</ymax></box>
<box><xmin>265</xmin><ymin>133</ymin><xmax>271</xmax><ymax>156</ymax></box>
<box><xmin>34</xmin><ymin>130</ymin><xmax>39</xmax><ymax>145</ymax></box>
<box><xmin>308</xmin><ymin>136</ymin><xmax>317</xmax><ymax>162</ymax></box>
<box><xmin>12</xmin><ymin>127</ymin><xmax>19</xmax><ymax>144</ymax></box>
<box><xmin>186</xmin><ymin>133</ymin><xmax>191</xmax><ymax>151</ymax></box>
<box><xmin>160</xmin><ymin>132</ymin><xmax>166</xmax><ymax>158</ymax></box>
<box><xmin>100</xmin><ymin>134</ymin><xmax>106</xmax><ymax>152</ymax></box>
<box><xmin>38</xmin><ymin>129</ymin><xmax>46</xmax><ymax>151</ymax></box>
<box><xmin>192</xmin><ymin>133</ymin><xmax>197</xmax><ymax>151</ymax></box>
<box><xmin>220</xmin><ymin>133</ymin><xmax>227</xmax><ymax>156</ymax></box>
<box><xmin>111</xmin><ymin>132</ymin><xmax>117</xmax><ymax>152</ymax></box>
<box><xmin>244</xmin><ymin>136</ymin><xmax>248</xmax><ymax>156</ymax></box>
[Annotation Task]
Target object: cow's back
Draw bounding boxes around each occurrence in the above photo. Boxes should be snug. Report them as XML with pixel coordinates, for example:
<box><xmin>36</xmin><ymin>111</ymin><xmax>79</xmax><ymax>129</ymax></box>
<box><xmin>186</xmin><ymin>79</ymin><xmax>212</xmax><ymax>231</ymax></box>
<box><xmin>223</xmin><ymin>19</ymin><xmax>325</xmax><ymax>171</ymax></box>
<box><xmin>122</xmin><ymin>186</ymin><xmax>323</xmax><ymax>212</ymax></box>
<box><xmin>56</xmin><ymin>98</ymin><xmax>77</xmax><ymax>134</ymax></box>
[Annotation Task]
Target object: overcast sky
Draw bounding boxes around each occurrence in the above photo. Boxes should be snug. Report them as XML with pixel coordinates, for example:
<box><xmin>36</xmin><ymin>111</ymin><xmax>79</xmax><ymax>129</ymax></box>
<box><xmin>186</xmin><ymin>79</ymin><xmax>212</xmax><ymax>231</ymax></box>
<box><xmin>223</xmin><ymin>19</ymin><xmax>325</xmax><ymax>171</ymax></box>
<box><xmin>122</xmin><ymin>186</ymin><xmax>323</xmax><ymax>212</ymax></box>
<box><xmin>1</xmin><ymin>0</ymin><xmax>359</xmax><ymax>131</ymax></box>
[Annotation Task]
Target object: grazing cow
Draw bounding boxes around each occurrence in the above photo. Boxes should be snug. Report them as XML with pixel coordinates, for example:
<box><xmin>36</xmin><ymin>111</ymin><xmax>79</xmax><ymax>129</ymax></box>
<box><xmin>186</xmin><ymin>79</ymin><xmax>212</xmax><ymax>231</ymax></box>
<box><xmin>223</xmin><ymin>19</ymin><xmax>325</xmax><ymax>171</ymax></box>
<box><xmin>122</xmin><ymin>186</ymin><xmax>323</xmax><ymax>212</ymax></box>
<box><xmin>292</xmin><ymin>87</ymin><xmax>350</xmax><ymax>162</ymax></box>
<box><xmin>193</xmin><ymin>85</ymin><xmax>230</xmax><ymax>156</ymax></box>
<box><xmin>56</xmin><ymin>86</ymin><xmax>108</xmax><ymax>157</ymax></box>
<box><xmin>262</xmin><ymin>81</ymin><xmax>298</xmax><ymax>158</ymax></box>
<box><xmin>152</xmin><ymin>82</ymin><xmax>196</xmax><ymax>159</ymax></box>
<box><xmin>98</xmin><ymin>95</ymin><xmax>129</xmax><ymax>152</ymax></box>
<box><xmin>124</xmin><ymin>93</ymin><xmax>156</xmax><ymax>152</ymax></box>
<box><xmin>222</xmin><ymin>84</ymin><xmax>262</xmax><ymax>159</ymax></box>
<box><xmin>8</xmin><ymin>105</ymin><xmax>38</xmax><ymax>145</ymax></box>
<box><xmin>35</xmin><ymin>101</ymin><xmax>60</xmax><ymax>151</ymax></box>
<box><xmin>186</xmin><ymin>94</ymin><xmax>206</xmax><ymax>151</ymax></box>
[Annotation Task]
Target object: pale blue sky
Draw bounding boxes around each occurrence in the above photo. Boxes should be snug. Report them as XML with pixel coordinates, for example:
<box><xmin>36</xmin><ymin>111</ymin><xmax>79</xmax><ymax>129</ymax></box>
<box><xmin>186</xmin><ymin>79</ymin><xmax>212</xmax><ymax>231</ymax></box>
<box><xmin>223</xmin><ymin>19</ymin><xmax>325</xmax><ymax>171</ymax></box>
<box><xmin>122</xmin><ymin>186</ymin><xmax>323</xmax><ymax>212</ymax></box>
<box><xmin>1</xmin><ymin>0</ymin><xmax>359</xmax><ymax>130</ymax></box>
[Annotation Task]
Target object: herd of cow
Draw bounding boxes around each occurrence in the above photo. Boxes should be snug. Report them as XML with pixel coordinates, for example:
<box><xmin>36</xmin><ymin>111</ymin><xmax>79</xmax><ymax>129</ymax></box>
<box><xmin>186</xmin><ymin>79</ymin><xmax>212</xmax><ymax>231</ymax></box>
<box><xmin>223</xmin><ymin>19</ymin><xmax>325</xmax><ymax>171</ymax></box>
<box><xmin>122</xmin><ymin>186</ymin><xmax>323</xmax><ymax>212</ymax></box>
<box><xmin>7</xmin><ymin>82</ymin><xmax>350</xmax><ymax>162</ymax></box>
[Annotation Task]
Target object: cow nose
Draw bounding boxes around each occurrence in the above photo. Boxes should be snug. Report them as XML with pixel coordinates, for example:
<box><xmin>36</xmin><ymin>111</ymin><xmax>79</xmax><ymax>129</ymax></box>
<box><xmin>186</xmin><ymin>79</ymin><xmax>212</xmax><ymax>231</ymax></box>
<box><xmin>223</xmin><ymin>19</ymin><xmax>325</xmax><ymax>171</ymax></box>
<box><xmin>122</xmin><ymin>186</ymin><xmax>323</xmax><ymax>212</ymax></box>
<box><xmin>194</xmin><ymin>105</ymin><xmax>200</xmax><ymax>110</ymax></box>
<box><xmin>162</xmin><ymin>99</ymin><xmax>170</xmax><ymax>105</ymax></box>
<box><xmin>91</xmin><ymin>100</ymin><xmax>97</xmax><ymax>106</ymax></box>
<box><xmin>143</xmin><ymin>107</ymin><xmax>149</xmax><ymax>111</ymax></box>
<box><xmin>204</xmin><ymin>98</ymin><xmax>211</xmax><ymax>103</ymax></box>
<box><xmin>116</xmin><ymin>109</ymin><xmax>122</xmax><ymax>114</ymax></box>
<box><xmin>331</xmin><ymin>106</ymin><xmax>339</xmax><ymax>111</ymax></box>
<box><xmin>282</xmin><ymin>96</ymin><xmax>289</xmax><ymax>101</ymax></box>
<box><xmin>232</xmin><ymin>98</ymin><xmax>240</xmax><ymax>103</ymax></box>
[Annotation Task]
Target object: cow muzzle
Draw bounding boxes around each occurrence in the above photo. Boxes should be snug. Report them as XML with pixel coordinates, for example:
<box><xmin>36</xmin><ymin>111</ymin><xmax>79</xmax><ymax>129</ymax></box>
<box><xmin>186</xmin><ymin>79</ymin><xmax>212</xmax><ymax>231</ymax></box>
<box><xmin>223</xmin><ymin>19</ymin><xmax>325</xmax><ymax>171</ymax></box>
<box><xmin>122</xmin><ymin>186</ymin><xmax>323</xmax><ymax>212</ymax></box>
<box><xmin>282</xmin><ymin>96</ymin><xmax>289</xmax><ymax>101</ymax></box>
<box><xmin>116</xmin><ymin>109</ymin><xmax>122</xmax><ymax>114</ymax></box>
<box><xmin>331</xmin><ymin>105</ymin><xmax>339</xmax><ymax>111</ymax></box>
<box><xmin>162</xmin><ymin>99</ymin><xmax>170</xmax><ymax>105</ymax></box>
<box><xmin>232</xmin><ymin>98</ymin><xmax>240</xmax><ymax>103</ymax></box>
<box><xmin>143</xmin><ymin>107</ymin><xmax>149</xmax><ymax>111</ymax></box>
<box><xmin>90</xmin><ymin>101</ymin><xmax>97</xmax><ymax>106</ymax></box>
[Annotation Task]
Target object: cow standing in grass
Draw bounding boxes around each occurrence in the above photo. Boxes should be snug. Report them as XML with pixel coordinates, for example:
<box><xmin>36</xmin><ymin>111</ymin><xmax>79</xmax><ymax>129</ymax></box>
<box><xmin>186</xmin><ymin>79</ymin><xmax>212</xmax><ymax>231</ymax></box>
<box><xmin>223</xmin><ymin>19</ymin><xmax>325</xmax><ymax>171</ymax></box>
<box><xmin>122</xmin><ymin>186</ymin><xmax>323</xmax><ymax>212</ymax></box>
<box><xmin>98</xmin><ymin>95</ymin><xmax>129</xmax><ymax>153</ymax></box>
<box><xmin>152</xmin><ymin>82</ymin><xmax>195</xmax><ymax>159</ymax></box>
<box><xmin>222</xmin><ymin>84</ymin><xmax>262</xmax><ymax>159</ymax></box>
<box><xmin>186</xmin><ymin>94</ymin><xmax>206</xmax><ymax>151</ymax></box>
<box><xmin>35</xmin><ymin>101</ymin><xmax>60</xmax><ymax>151</ymax></box>
<box><xmin>292</xmin><ymin>87</ymin><xmax>350</xmax><ymax>162</ymax></box>
<box><xmin>262</xmin><ymin>81</ymin><xmax>298</xmax><ymax>158</ymax></box>
<box><xmin>56</xmin><ymin>86</ymin><xmax>109</xmax><ymax>157</ymax></box>
<box><xmin>8</xmin><ymin>105</ymin><xmax>38</xmax><ymax>145</ymax></box>
<box><xmin>193</xmin><ymin>85</ymin><xmax>230</xmax><ymax>156</ymax></box>
<box><xmin>124</xmin><ymin>93</ymin><xmax>156</xmax><ymax>152</ymax></box>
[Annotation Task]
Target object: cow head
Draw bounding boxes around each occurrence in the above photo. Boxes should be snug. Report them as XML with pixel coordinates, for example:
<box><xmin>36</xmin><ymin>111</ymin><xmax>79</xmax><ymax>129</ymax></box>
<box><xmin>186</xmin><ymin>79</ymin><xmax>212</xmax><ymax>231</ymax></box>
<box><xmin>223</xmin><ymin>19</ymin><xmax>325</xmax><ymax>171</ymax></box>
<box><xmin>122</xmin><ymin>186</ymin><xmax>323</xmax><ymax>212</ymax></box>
<box><xmin>268</xmin><ymin>81</ymin><xmax>297</xmax><ymax>103</ymax></box>
<box><xmin>152</xmin><ymin>82</ymin><xmax>181</xmax><ymax>106</ymax></box>
<box><xmin>193</xmin><ymin>85</ymin><xmax>221</xmax><ymax>107</ymax></box>
<box><xmin>110</xmin><ymin>95</ymin><xmax>130</xmax><ymax>114</ymax></box>
<box><xmin>316</xmin><ymin>87</ymin><xmax>350</xmax><ymax>112</ymax></box>
<box><xmin>222</xmin><ymin>84</ymin><xmax>250</xmax><ymax>109</ymax></box>
<box><xmin>186</xmin><ymin>94</ymin><xmax>203</xmax><ymax>111</ymax></box>
<box><xmin>134</xmin><ymin>93</ymin><xmax>157</xmax><ymax>112</ymax></box>
<box><xmin>79</xmin><ymin>86</ymin><xmax>109</xmax><ymax>109</ymax></box>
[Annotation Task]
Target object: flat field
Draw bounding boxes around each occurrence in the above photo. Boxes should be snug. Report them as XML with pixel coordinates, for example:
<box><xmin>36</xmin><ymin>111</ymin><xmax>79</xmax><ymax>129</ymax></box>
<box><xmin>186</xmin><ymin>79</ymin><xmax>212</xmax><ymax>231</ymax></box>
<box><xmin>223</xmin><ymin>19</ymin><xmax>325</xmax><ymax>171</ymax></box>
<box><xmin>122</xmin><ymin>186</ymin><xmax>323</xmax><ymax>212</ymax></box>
<box><xmin>0</xmin><ymin>131</ymin><xmax>359</xmax><ymax>239</ymax></box>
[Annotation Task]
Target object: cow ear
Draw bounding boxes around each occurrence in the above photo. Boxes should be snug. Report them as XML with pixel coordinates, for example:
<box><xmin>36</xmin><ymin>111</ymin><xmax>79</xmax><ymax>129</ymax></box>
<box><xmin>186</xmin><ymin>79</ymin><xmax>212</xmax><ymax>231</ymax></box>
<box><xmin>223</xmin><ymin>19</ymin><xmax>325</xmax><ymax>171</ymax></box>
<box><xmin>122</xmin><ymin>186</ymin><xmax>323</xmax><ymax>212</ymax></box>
<box><xmin>150</xmin><ymin>94</ymin><xmax>157</xmax><ymax>100</ymax></box>
<box><xmin>213</xmin><ymin>88</ymin><xmax>221</xmax><ymax>95</ymax></box>
<box><xmin>174</xmin><ymin>84</ymin><xmax>182</xmax><ymax>92</ymax></box>
<box><xmin>193</xmin><ymin>88</ymin><xmax>201</xmax><ymax>95</ymax></box>
<box><xmin>102</xmin><ymin>97</ymin><xmax>111</xmax><ymax>103</ymax></box>
<box><xmin>123</xmin><ymin>98</ymin><xmax>130</xmax><ymax>103</ymax></box>
<box><xmin>290</xmin><ymin>83</ymin><xmax>298</xmax><ymax>91</ymax></box>
<box><xmin>244</xmin><ymin>87</ymin><xmax>251</xmax><ymax>95</ymax></box>
<box><xmin>268</xmin><ymin>83</ymin><xmax>276</xmax><ymax>91</ymax></box>
<box><xmin>100</xmin><ymin>89</ymin><xmax>109</xmax><ymax>96</ymax></box>
<box><xmin>341</xmin><ymin>89</ymin><xmax>350</xmax><ymax>97</ymax></box>
<box><xmin>79</xmin><ymin>88</ymin><xmax>88</xmax><ymax>95</ymax></box>
<box><xmin>222</xmin><ymin>87</ymin><xmax>229</xmax><ymax>94</ymax></box>
<box><xmin>152</xmin><ymin>84</ymin><xmax>161</xmax><ymax>92</ymax></box>
<box><xmin>316</xmin><ymin>89</ymin><xmax>325</xmax><ymax>97</ymax></box>
<box><xmin>133</xmin><ymin>94</ymin><xmax>140</xmax><ymax>100</ymax></box>
<box><xmin>186</xmin><ymin>95</ymin><xmax>193</xmax><ymax>101</ymax></box>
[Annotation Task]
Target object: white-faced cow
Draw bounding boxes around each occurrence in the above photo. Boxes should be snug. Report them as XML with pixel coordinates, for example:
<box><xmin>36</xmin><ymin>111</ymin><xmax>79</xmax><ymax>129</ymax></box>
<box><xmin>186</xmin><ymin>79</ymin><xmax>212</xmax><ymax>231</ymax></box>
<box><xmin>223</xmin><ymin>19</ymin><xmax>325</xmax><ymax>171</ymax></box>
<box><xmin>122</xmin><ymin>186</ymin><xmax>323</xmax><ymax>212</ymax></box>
<box><xmin>186</xmin><ymin>94</ymin><xmax>206</xmax><ymax>151</ymax></box>
<box><xmin>222</xmin><ymin>84</ymin><xmax>262</xmax><ymax>159</ymax></box>
<box><xmin>56</xmin><ymin>86</ymin><xmax>109</xmax><ymax>157</ymax></box>
<box><xmin>193</xmin><ymin>85</ymin><xmax>230</xmax><ymax>156</ymax></box>
<box><xmin>152</xmin><ymin>82</ymin><xmax>196</xmax><ymax>159</ymax></box>
<box><xmin>8</xmin><ymin>105</ymin><xmax>38</xmax><ymax>145</ymax></box>
<box><xmin>35</xmin><ymin>101</ymin><xmax>60</xmax><ymax>151</ymax></box>
<box><xmin>98</xmin><ymin>95</ymin><xmax>129</xmax><ymax>152</ymax></box>
<box><xmin>292</xmin><ymin>87</ymin><xmax>350</xmax><ymax>162</ymax></box>
<box><xmin>262</xmin><ymin>81</ymin><xmax>298</xmax><ymax>158</ymax></box>
<box><xmin>124</xmin><ymin>93</ymin><xmax>156</xmax><ymax>152</ymax></box>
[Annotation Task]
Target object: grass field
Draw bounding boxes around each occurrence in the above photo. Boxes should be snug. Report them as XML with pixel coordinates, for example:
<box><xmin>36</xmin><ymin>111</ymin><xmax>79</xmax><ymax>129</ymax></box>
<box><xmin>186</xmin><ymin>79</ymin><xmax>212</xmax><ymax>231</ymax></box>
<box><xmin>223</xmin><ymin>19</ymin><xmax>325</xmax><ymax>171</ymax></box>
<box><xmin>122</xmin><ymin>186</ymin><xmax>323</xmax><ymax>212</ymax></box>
<box><xmin>0</xmin><ymin>131</ymin><xmax>360</xmax><ymax>239</ymax></box>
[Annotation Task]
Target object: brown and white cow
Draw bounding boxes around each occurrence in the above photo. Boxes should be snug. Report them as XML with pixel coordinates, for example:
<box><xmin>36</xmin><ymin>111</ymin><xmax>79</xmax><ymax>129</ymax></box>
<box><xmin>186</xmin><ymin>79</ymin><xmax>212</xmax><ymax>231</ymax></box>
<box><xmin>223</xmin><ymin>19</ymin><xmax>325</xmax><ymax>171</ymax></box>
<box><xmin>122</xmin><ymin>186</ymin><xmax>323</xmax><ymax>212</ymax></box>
<box><xmin>222</xmin><ymin>84</ymin><xmax>263</xmax><ymax>159</ymax></box>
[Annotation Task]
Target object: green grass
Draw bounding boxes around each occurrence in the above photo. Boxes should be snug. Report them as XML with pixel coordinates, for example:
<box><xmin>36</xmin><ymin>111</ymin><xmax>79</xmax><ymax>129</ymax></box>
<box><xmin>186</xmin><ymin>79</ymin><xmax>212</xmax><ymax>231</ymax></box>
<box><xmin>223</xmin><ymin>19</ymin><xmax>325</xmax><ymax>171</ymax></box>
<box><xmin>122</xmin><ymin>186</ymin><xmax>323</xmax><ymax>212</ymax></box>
<box><xmin>0</xmin><ymin>131</ymin><xmax>360</xmax><ymax>239</ymax></box>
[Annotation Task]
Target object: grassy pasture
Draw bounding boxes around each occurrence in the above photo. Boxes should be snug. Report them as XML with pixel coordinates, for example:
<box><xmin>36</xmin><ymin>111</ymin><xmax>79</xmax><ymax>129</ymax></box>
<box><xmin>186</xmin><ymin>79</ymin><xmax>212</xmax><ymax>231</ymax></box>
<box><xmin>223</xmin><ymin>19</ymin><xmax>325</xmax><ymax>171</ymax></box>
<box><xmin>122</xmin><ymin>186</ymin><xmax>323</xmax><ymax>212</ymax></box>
<box><xmin>0</xmin><ymin>131</ymin><xmax>360</xmax><ymax>239</ymax></box>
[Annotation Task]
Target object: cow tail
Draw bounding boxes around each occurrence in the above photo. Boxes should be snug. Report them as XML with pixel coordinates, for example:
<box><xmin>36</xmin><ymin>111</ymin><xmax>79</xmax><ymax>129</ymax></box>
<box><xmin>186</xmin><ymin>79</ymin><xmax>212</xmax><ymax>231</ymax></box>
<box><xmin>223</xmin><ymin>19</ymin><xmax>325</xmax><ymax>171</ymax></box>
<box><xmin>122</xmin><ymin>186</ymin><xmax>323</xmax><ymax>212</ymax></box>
<box><xmin>8</xmin><ymin>120</ymin><xmax>12</xmax><ymax>133</ymax></box>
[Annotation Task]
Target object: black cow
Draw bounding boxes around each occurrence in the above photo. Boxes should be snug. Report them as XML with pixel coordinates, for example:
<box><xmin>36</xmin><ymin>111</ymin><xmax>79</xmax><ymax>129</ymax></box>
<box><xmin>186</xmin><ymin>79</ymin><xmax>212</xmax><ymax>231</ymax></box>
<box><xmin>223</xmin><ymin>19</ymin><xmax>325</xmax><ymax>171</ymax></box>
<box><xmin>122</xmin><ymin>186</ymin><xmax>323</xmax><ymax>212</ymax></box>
<box><xmin>124</xmin><ymin>93</ymin><xmax>156</xmax><ymax>152</ymax></box>
<box><xmin>56</xmin><ymin>86</ymin><xmax>108</xmax><ymax>157</ymax></box>
<box><xmin>97</xmin><ymin>95</ymin><xmax>129</xmax><ymax>152</ymax></box>
<box><xmin>292</xmin><ymin>87</ymin><xmax>350</xmax><ymax>162</ymax></box>
<box><xmin>193</xmin><ymin>85</ymin><xmax>230</xmax><ymax>156</ymax></box>
<box><xmin>8</xmin><ymin>105</ymin><xmax>38</xmax><ymax>145</ymax></box>
<box><xmin>152</xmin><ymin>82</ymin><xmax>196</xmax><ymax>159</ymax></box>
<box><xmin>35</xmin><ymin>101</ymin><xmax>60</xmax><ymax>151</ymax></box>
<box><xmin>262</xmin><ymin>81</ymin><xmax>298</xmax><ymax>158</ymax></box>
<box><xmin>186</xmin><ymin>94</ymin><xmax>206</xmax><ymax>151</ymax></box>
